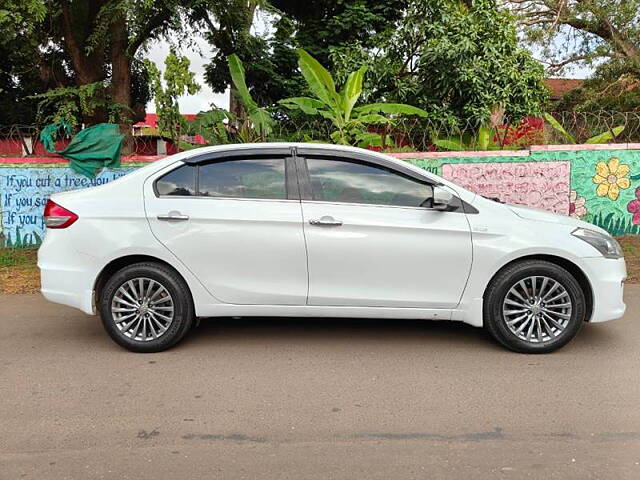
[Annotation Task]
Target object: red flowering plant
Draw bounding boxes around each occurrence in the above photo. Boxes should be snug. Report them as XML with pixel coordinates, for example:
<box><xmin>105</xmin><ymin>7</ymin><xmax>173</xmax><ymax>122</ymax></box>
<box><xmin>628</xmin><ymin>188</ymin><xmax>640</xmax><ymax>225</ymax></box>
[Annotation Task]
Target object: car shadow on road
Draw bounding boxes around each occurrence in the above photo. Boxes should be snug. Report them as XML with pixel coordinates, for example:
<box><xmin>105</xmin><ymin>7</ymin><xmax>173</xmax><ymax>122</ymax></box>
<box><xmin>180</xmin><ymin>316</ymin><xmax>504</xmax><ymax>352</ymax></box>
<box><xmin>175</xmin><ymin>316</ymin><xmax>623</xmax><ymax>354</ymax></box>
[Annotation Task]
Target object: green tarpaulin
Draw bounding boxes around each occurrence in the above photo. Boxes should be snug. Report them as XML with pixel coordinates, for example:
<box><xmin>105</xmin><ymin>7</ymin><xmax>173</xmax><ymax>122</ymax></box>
<box><xmin>40</xmin><ymin>123</ymin><xmax>124</xmax><ymax>178</ymax></box>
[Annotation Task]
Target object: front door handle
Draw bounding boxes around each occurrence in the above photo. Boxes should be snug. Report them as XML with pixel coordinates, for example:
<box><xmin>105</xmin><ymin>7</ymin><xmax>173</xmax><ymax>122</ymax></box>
<box><xmin>157</xmin><ymin>211</ymin><xmax>189</xmax><ymax>221</ymax></box>
<box><xmin>309</xmin><ymin>215</ymin><xmax>343</xmax><ymax>227</ymax></box>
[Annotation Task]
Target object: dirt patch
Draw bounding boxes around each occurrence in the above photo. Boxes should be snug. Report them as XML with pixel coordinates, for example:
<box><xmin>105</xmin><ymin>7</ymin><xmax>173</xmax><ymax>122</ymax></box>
<box><xmin>0</xmin><ymin>249</ymin><xmax>39</xmax><ymax>294</ymax></box>
<box><xmin>619</xmin><ymin>236</ymin><xmax>640</xmax><ymax>284</ymax></box>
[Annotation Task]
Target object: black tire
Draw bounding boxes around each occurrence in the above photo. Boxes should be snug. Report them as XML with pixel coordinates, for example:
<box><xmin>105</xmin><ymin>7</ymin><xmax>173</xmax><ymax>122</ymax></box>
<box><xmin>99</xmin><ymin>262</ymin><xmax>194</xmax><ymax>352</ymax></box>
<box><xmin>484</xmin><ymin>260</ymin><xmax>586</xmax><ymax>354</ymax></box>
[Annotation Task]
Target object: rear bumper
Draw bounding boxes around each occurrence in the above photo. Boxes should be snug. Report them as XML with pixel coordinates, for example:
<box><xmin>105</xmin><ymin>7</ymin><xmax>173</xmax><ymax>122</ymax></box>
<box><xmin>581</xmin><ymin>256</ymin><xmax>627</xmax><ymax>323</ymax></box>
<box><xmin>38</xmin><ymin>231</ymin><xmax>97</xmax><ymax>316</ymax></box>
<box><xmin>40</xmin><ymin>267</ymin><xmax>95</xmax><ymax>315</ymax></box>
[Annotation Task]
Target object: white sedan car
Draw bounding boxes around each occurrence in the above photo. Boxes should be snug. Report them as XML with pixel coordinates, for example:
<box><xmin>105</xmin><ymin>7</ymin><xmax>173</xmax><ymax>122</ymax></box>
<box><xmin>38</xmin><ymin>143</ymin><xmax>626</xmax><ymax>353</ymax></box>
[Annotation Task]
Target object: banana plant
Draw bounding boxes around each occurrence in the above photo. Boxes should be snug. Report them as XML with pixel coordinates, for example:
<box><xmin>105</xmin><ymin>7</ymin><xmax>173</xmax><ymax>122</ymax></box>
<box><xmin>228</xmin><ymin>54</ymin><xmax>274</xmax><ymax>138</ymax></box>
<box><xmin>184</xmin><ymin>107</ymin><xmax>269</xmax><ymax>147</ymax></box>
<box><xmin>279</xmin><ymin>49</ymin><xmax>429</xmax><ymax>147</ymax></box>
<box><xmin>544</xmin><ymin>113</ymin><xmax>625</xmax><ymax>144</ymax></box>
<box><xmin>185</xmin><ymin>109</ymin><xmax>233</xmax><ymax>146</ymax></box>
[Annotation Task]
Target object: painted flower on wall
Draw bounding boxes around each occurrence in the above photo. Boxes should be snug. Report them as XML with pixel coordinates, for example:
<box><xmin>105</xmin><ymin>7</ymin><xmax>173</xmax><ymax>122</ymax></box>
<box><xmin>569</xmin><ymin>190</ymin><xmax>587</xmax><ymax>219</ymax></box>
<box><xmin>592</xmin><ymin>157</ymin><xmax>631</xmax><ymax>201</ymax></box>
<box><xmin>628</xmin><ymin>188</ymin><xmax>640</xmax><ymax>225</ymax></box>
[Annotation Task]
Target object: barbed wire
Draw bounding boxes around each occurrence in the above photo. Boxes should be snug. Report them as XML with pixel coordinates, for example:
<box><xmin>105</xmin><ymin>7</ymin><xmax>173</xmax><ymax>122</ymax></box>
<box><xmin>2</xmin><ymin>111</ymin><xmax>640</xmax><ymax>157</ymax></box>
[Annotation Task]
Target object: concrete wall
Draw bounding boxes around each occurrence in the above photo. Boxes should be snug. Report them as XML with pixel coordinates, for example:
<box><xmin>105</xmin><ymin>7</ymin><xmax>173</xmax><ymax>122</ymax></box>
<box><xmin>2</xmin><ymin>145</ymin><xmax>640</xmax><ymax>247</ymax></box>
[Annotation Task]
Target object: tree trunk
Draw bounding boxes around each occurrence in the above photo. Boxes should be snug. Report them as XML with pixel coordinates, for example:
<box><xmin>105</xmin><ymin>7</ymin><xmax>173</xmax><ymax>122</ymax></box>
<box><xmin>110</xmin><ymin>15</ymin><xmax>134</xmax><ymax>153</ymax></box>
<box><xmin>60</xmin><ymin>0</ymin><xmax>107</xmax><ymax>124</ymax></box>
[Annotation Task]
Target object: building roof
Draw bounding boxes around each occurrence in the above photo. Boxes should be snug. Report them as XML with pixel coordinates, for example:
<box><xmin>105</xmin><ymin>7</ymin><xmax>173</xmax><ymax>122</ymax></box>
<box><xmin>544</xmin><ymin>78</ymin><xmax>584</xmax><ymax>100</ymax></box>
<box><xmin>134</xmin><ymin>113</ymin><xmax>197</xmax><ymax>129</ymax></box>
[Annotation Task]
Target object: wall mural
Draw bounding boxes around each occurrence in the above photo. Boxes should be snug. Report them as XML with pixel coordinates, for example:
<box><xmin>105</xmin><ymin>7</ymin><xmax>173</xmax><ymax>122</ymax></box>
<box><xmin>407</xmin><ymin>148</ymin><xmax>640</xmax><ymax>236</ymax></box>
<box><xmin>441</xmin><ymin>161</ymin><xmax>570</xmax><ymax>215</ymax></box>
<box><xmin>1</xmin><ymin>148</ymin><xmax>640</xmax><ymax>248</ymax></box>
<box><xmin>567</xmin><ymin>152</ymin><xmax>640</xmax><ymax>235</ymax></box>
<box><xmin>0</xmin><ymin>166</ymin><xmax>137</xmax><ymax>247</ymax></box>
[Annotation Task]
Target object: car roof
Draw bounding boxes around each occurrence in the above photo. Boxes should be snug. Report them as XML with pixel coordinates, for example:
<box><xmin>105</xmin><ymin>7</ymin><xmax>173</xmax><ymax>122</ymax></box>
<box><xmin>176</xmin><ymin>143</ymin><xmax>443</xmax><ymax>186</ymax></box>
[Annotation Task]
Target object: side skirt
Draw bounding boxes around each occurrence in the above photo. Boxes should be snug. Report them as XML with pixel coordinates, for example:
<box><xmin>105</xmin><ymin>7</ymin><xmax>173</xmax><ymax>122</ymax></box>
<box><xmin>195</xmin><ymin>303</ymin><xmax>456</xmax><ymax>322</ymax></box>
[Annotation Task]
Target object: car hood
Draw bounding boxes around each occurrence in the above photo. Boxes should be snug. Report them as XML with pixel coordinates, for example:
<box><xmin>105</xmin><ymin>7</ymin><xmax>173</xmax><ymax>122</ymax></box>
<box><xmin>507</xmin><ymin>203</ymin><xmax>610</xmax><ymax>235</ymax></box>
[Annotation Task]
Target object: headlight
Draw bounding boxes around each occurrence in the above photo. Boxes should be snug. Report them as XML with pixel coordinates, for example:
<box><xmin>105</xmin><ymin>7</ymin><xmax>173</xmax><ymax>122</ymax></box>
<box><xmin>572</xmin><ymin>228</ymin><xmax>623</xmax><ymax>259</ymax></box>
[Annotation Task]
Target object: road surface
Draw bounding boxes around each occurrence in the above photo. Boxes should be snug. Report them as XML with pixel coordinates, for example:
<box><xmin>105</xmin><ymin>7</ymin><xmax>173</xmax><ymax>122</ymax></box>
<box><xmin>1</xmin><ymin>288</ymin><xmax>639</xmax><ymax>479</ymax></box>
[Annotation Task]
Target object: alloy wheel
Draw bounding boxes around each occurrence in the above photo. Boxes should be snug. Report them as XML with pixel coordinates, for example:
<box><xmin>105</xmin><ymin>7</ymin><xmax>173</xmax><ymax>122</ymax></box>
<box><xmin>502</xmin><ymin>276</ymin><xmax>572</xmax><ymax>344</ymax></box>
<box><xmin>111</xmin><ymin>277</ymin><xmax>175</xmax><ymax>342</ymax></box>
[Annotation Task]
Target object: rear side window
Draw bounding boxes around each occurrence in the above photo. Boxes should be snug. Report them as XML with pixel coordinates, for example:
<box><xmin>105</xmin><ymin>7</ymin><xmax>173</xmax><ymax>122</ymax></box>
<box><xmin>198</xmin><ymin>158</ymin><xmax>287</xmax><ymax>199</ymax></box>
<box><xmin>156</xmin><ymin>164</ymin><xmax>196</xmax><ymax>196</ymax></box>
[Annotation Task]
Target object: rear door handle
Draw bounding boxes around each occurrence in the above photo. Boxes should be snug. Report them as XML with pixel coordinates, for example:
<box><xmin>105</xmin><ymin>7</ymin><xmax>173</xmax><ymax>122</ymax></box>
<box><xmin>309</xmin><ymin>215</ymin><xmax>343</xmax><ymax>227</ymax></box>
<box><xmin>157</xmin><ymin>211</ymin><xmax>189</xmax><ymax>221</ymax></box>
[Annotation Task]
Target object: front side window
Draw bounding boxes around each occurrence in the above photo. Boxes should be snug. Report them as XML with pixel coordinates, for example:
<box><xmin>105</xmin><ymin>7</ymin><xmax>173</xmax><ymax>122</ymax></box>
<box><xmin>198</xmin><ymin>158</ymin><xmax>287</xmax><ymax>199</ymax></box>
<box><xmin>306</xmin><ymin>158</ymin><xmax>433</xmax><ymax>207</ymax></box>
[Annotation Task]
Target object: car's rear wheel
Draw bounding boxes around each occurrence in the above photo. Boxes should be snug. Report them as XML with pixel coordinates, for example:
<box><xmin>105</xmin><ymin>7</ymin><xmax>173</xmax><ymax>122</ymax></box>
<box><xmin>100</xmin><ymin>262</ymin><xmax>194</xmax><ymax>352</ymax></box>
<box><xmin>484</xmin><ymin>260</ymin><xmax>586</xmax><ymax>353</ymax></box>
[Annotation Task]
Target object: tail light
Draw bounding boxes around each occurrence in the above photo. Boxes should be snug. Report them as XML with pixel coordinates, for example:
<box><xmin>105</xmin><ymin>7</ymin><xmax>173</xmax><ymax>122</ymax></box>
<box><xmin>44</xmin><ymin>199</ymin><xmax>78</xmax><ymax>229</ymax></box>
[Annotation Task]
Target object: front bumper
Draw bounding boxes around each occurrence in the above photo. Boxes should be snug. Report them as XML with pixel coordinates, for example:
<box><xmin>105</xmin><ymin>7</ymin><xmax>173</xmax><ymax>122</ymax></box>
<box><xmin>580</xmin><ymin>256</ymin><xmax>626</xmax><ymax>323</ymax></box>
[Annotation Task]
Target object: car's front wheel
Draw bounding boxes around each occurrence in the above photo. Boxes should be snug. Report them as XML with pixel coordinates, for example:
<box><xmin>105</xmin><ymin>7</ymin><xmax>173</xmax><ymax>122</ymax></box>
<box><xmin>484</xmin><ymin>260</ymin><xmax>586</xmax><ymax>353</ymax></box>
<box><xmin>100</xmin><ymin>262</ymin><xmax>194</xmax><ymax>352</ymax></box>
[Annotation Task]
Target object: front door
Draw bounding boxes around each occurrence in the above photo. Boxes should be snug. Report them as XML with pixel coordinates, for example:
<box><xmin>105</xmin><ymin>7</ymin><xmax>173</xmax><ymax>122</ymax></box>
<box><xmin>298</xmin><ymin>155</ymin><xmax>473</xmax><ymax>309</ymax></box>
<box><xmin>144</xmin><ymin>155</ymin><xmax>308</xmax><ymax>305</ymax></box>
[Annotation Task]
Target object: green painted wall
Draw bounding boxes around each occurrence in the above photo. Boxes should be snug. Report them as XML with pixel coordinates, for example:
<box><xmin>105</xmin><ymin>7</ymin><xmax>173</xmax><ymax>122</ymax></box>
<box><xmin>403</xmin><ymin>149</ymin><xmax>640</xmax><ymax>235</ymax></box>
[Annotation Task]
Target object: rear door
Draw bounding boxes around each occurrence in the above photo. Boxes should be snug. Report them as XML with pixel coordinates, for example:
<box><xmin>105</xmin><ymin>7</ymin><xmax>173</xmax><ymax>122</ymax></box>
<box><xmin>296</xmin><ymin>152</ymin><xmax>473</xmax><ymax>309</ymax></box>
<box><xmin>144</xmin><ymin>150</ymin><xmax>308</xmax><ymax>305</ymax></box>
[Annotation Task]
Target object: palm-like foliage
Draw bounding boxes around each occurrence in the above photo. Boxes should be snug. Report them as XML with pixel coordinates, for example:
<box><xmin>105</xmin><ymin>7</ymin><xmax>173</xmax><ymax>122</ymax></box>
<box><xmin>228</xmin><ymin>54</ymin><xmax>274</xmax><ymax>138</ymax></box>
<box><xmin>280</xmin><ymin>49</ymin><xmax>429</xmax><ymax>147</ymax></box>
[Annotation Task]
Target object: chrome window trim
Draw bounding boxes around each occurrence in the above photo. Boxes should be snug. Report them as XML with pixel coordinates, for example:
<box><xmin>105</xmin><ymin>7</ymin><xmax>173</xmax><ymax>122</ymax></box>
<box><xmin>299</xmin><ymin>199</ymin><xmax>462</xmax><ymax>212</ymax></box>
<box><xmin>154</xmin><ymin>195</ymin><xmax>301</xmax><ymax>204</ymax></box>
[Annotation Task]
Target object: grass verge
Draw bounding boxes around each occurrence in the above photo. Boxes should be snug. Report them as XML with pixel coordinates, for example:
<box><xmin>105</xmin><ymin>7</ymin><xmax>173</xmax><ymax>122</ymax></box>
<box><xmin>1</xmin><ymin>236</ymin><xmax>639</xmax><ymax>295</ymax></box>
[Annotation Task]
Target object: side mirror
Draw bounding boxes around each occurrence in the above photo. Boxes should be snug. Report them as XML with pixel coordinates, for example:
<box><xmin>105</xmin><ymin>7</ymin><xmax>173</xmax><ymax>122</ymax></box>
<box><xmin>431</xmin><ymin>187</ymin><xmax>454</xmax><ymax>211</ymax></box>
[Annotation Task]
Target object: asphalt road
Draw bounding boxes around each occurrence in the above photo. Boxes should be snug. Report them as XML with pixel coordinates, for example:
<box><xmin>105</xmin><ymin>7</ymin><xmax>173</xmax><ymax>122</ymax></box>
<box><xmin>1</xmin><ymin>288</ymin><xmax>639</xmax><ymax>480</ymax></box>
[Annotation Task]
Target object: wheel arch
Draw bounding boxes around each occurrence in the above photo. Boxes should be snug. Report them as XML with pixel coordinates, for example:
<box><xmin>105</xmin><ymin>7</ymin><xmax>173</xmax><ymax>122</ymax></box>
<box><xmin>483</xmin><ymin>254</ymin><xmax>594</xmax><ymax>323</ymax></box>
<box><xmin>94</xmin><ymin>255</ymin><xmax>195</xmax><ymax>309</ymax></box>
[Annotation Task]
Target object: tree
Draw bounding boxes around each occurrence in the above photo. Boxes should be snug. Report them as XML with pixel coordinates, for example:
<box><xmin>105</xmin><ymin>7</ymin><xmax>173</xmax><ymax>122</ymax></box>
<box><xmin>335</xmin><ymin>0</ymin><xmax>548</xmax><ymax>125</ymax></box>
<box><xmin>47</xmin><ymin>0</ymin><xmax>198</xmax><ymax>125</ymax></box>
<box><xmin>0</xmin><ymin>35</ymin><xmax>50</xmax><ymax>125</ymax></box>
<box><xmin>0</xmin><ymin>1</ymin><xmax>228</xmax><ymax>127</ymax></box>
<box><xmin>0</xmin><ymin>1</ymin><xmax>46</xmax><ymax>46</ymax></box>
<box><xmin>0</xmin><ymin>1</ymin><xmax>54</xmax><ymax>125</ymax></box>
<box><xmin>146</xmin><ymin>51</ymin><xmax>200</xmax><ymax>144</ymax></box>
<box><xmin>204</xmin><ymin>0</ymin><xmax>409</xmax><ymax>107</ymax></box>
<box><xmin>198</xmin><ymin>0</ymin><xmax>265</xmax><ymax>118</ymax></box>
<box><xmin>505</xmin><ymin>0</ymin><xmax>640</xmax><ymax>111</ymax></box>
<box><xmin>505</xmin><ymin>0</ymin><xmax>640</xmax><ymax>74</ymax></box>
<box><xmin>554</xmin><ymin>61</ymin><xmax>640</xmax><ymax>112</ymax></box>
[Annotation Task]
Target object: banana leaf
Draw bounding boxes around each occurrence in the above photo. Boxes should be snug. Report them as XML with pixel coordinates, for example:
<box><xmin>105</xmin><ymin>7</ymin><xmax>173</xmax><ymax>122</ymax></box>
<box><xmin>585</xmin><ymin>125</ymin><xmax>625</xmax><ymax>144</ymax></box>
